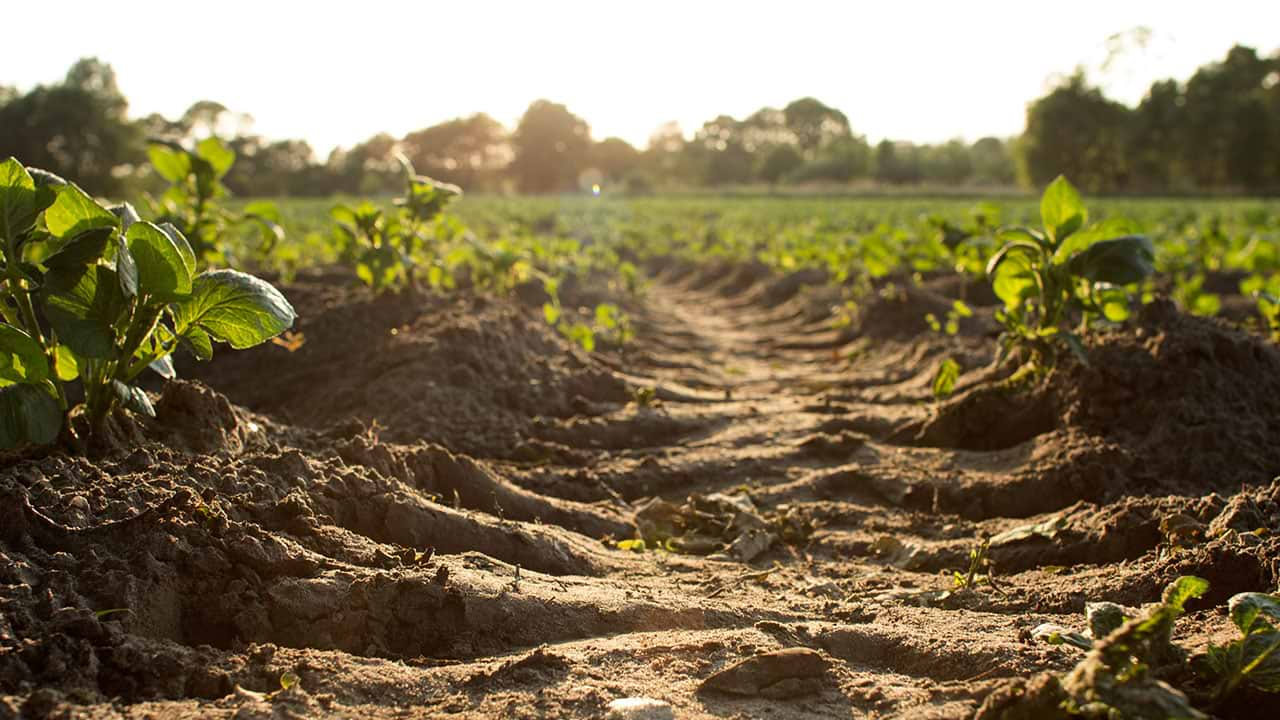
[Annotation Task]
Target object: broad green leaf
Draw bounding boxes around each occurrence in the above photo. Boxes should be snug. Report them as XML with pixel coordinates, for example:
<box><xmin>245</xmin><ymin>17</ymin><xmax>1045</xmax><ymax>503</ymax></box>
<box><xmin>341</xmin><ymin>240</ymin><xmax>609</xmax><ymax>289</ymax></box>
<box><xmin>45</xmin><ymin>184</ymin><xmax>117</xmax><ymax>240</ymax></box>
<box><xmin>0</xmin><ymin>324</ymin><xmax>50</xmax><ymax>385</ymax></box>
<box><xmin>988</xmin><ymin>244</ymin><xmax>1039</xmax><ymax>310</ymax></box>
<box><xmin>43</xmin><ymin>264</ymin><xmax>126</xmax><ymax>359</ymax></box>
<box><xmin>196</xmin><ymin>137</ymin><xmax>235</xmax><ymax>178</ymax></box>
<box><xmin>0</xmin><ymin>157</ymin><xmax>43</xmax><ymax>240</ymax></box>
<box><xmin>42</xmin><ymin>227</ymin><xmax>113</xmax><ymax>273</ymax></box>
<box><xmin>126</xmin><ymin>222</ymin><xmax>193</xmax><ymax>301</ymax></box>
<box><xmin>148</xmin><ymin>145</ymin><xmax>192</xmax><ymax>183</ymax></box>
<box><xmin>1230</xmin><ymin>593</ymin><xmax>1280</xmax><ymax>636</ymax></box>
<box><xmin>1040</xmin><ymin>175</ymin><xmax>1086</xmax><ymax>243</ymax></box>
<box><xmin>1054</xmin><ymin>216</ymin><xmax>1143</xmax><ymax>263</ymax></box>
<box><xmin>157</xmin><ymin>223</ymin><xmax>197</xmax><ymax>277</ymax></box>
<box><xmin>173</xmin><ymin>269</ymin><xmax>295</xmax><ymax>350</ymax></box>
<box><xmin>543</xmin><ymin>302</ymin><xmax>561</xmax><ymax>325</ymax></box>
<box><xmin>0</xmin><ymin>383</ymin><xmax>61</xmax><ymax>448</ymax></box>
<box><xmin>112</xmin><ymin>380</ymin><xmax>155</xmax><ymax>417</ymax></box>
<box><xmin>1070</xmin><ymin>236</ymin><xmax>1155</xmax><ymax>286</ymax></box>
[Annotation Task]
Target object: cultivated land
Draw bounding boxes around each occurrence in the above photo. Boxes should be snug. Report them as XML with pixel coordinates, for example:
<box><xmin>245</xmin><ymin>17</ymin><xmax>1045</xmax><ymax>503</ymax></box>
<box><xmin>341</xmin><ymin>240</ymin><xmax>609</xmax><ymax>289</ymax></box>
<box><xmin>4</xmin><ymin>190</ymin><xmax>1280</xmax><ymax>718</ymax></box>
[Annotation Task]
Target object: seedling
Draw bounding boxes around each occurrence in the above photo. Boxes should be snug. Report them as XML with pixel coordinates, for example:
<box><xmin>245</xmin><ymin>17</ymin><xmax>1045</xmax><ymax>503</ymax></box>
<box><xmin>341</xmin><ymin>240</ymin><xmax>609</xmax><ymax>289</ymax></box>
<box><xmin>1198</xmin><ymin>591</ymin><xmax>1280</xmax><ymax>699</ymax></box>
<box><xmin>930</xmin><ymin>357</ymin><xmax>961</xmax><ymax>400</ymax></box>
<box><xmin>0</xmin><ymin>157</ymin><xmax>296</xmax><ymax>447</ymax></box>
<box><xmin>986</xmin><ymin>175</ymin><xmax>1155</xmax><ymax>369</ymax></box>
<box><xmin>146</xmin><ymin>138</ymin><xmax>285</xmax><ymax>264</ymax></box>
<box><xmin>330</xmin><ymin>154</ymin><xmax>460</xmax><ymax>293</ymax></box>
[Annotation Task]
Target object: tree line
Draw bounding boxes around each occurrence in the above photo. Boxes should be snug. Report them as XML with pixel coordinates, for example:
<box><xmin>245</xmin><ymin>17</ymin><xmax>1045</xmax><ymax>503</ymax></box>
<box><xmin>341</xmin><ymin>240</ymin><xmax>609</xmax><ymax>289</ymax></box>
<box><xmin>2</xmin><ymin>45</ymin><xmax>1277</xmax><ymax>198</ymax></box>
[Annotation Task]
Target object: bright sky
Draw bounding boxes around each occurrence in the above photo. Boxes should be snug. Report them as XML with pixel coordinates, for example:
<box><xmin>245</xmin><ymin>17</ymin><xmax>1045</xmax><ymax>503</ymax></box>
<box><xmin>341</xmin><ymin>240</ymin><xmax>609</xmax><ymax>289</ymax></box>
<box><xmin>4</xmin><ymin>1</ymin><xmax>1278</xmax><ymax>157</ymax></box>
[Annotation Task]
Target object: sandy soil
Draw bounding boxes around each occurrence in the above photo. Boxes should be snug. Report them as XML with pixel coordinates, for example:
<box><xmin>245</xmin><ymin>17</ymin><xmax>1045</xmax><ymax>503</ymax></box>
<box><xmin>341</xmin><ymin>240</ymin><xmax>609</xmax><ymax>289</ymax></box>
<box><xmin>3</xmin><ymin>262</ymin><xmax>1279</xmax><ymax>718</ymax></box>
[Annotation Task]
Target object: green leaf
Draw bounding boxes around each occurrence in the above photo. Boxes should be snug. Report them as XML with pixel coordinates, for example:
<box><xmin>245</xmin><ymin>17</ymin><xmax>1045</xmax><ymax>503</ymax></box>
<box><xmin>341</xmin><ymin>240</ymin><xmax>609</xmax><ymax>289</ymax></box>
<box><xmin>543</xmin><ymin>302</ymin><xmax>561</xmax><ymax>325</ymax></box>
<box><xmin>112</xmin><ymin>380</ymin><xmax>155</xmax><ymax>417</ymax></box>
<box><xmin>1229</xmin><ymin>593</ymin><xmax>1280</xmax><ymax>636</ymax></box>
<box><xmin>1070</xmin><ymin>236</ymin><xmax>1155</xmax><ymax>286</ymax></box>
<box><xmin>54</xmin><ymin>345</ymin><xmax>79</xmax><ymax>381</ymax></box>
<box><xmin>931</xmin><ymin>357</ymin><xmax>961</xmax><ymax>399</ymax></box>
<box><xmin>147</xmin><ymin>144</ymin><xmax>192</xmax><ymax>183</ymax></box>
<box><xmin>126</xmin><ymin>222</ymin><xmax>193</xmax><ymax>301</ymax></box>
<box><xmin>183</xmin><ymin>326</ymin><xmax>213</xmax><ymax>361</ymax></box>
<box><xmin>243</xmin><ymin>200</ymin><xmax>282</xmax><ymax>224</ymax></box>
<box><xmin>196</xmin><ymin>138</ymin><xmax>235</xmax><ymax>179</ymax></box>
<box><xmin>43</xmin><ymin>264</ymin><xmax>126</xmax><ymax>359</ymax></box>
<box><xmin>1054</xmin><ymin>216</ymin><xmax>1143</xmax><ymax>263</ymax></box>
<box><xmin>988</xmin><ymin>244</ymin><xmax>1040</xmax><ymax>310</ymax></box>
<box><xmin>1040</xmin><ymin>175</ymin><xmax>1087</xmax><ymax>244</ymax></box>
<box><xmin>173</xmin><ymin>270</ymin><xmax>295</xmax><ymax>350</ymax></box>
<box><xmin>1164</xmin><ymin>576</ymin><xmax>1210</xmax><ymax>614</ymax></box>
<box><xmin>0</xmin><ymin>157</ymin><xmax>44</xmax><ymax>240</ymax></box>
<box><xmin>0</xmin><ymin>383</ymin><xmax>61</xmax><ymax>448</ymax></box>
<box><xmin>44</xmin><ymin>184</ymin><xmax>117</xmax><ymax>240</ymax></box>
<box><xmin>42</xmin><ymin>227</ymin><xmax>113</xmax><ymax>273</ymax></box>
<box><xmin>0</xmin><ymin>323</ymin><xmax>50</xmax><ymax>385</ymax></box>
<box><xmin>157</xmin><ymin>223</ymin><xmax>197</xmax><ymax>277</ymax></box>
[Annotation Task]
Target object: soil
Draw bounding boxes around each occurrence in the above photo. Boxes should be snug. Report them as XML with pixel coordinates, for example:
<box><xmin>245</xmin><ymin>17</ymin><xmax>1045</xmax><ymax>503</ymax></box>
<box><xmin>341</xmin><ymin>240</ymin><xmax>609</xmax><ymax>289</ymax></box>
<box><xmin>3</xmin><ymin>263</ymin><xmax>1279</xmax><ymax>719</ymax></box>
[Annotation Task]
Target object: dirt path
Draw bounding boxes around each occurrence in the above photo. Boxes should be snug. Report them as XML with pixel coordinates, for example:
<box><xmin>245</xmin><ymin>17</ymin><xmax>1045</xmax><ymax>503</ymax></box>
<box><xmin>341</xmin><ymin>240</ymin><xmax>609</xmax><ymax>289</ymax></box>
<box><xmin>4</xmin><ymin>263</ymin><xmax>1279</xmax><ymax>718</ymax></box>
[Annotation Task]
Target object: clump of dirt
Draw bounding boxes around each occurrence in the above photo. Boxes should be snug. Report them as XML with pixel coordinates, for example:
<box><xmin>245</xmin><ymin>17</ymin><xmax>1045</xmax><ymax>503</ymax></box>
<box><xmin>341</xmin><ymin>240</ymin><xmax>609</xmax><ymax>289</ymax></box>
<box><xmin>1054</xmin><ymin>299</ymin><xmax>1280</xmax><ymax>494</ymax></box>
<box><xmin>908</xmin><ymin>298</ymin><xmax>1280</xmax><ymax>498</ymax></box>
<box><xmin>188</xmin><ymin>270</ymin><xmax>631</xmax><ymax>459</ymax></box>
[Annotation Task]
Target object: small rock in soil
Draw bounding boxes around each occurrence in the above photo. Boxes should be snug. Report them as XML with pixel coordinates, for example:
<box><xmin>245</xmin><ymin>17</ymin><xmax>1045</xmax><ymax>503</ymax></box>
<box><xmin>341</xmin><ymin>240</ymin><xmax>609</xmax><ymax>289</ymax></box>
<box><xmin>698</xmin><ymin>647</ymin><xmax>829</xmax><ymax>698</ymax></box>
<box><xmin>605</xmin><ymin>696</ymin><xmax>675</xmax><ymax>720</ymax></box>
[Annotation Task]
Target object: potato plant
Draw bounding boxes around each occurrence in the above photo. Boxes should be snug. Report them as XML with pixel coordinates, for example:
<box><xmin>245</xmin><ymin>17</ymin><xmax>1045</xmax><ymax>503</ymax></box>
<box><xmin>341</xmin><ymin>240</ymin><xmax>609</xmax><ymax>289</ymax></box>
<box><xmin>987</xmin><ymin>176</ymin><xmax>1155</xmax><ymax>368</ymax></box>
<box><xmin>330</xmin><ymin>154</ymin><xmax>460</xmax><ymax>292</ymax></box>
<box><xmin>146</xmin><ymin>138</ymin><xmax>285</xmax><ymax>264</ymax></box>
<box><xmin>0</xmin><ymin>157</ymin><xmax>296</xmax><ymax>448</ymax></box>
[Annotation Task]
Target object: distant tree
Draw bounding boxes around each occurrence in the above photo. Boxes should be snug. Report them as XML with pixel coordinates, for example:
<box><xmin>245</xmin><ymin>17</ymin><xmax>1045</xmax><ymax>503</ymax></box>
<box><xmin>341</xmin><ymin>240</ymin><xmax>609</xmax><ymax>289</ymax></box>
<box><xmin>783</xmin><ymin>97</ymin><xmax>851</xmax><ymax>158</ymax></box>
<box><xmin>401</xmin><ymin>113</ymin><xmax>510</xmax><ymax>191</ymax></box>
<box><xmin>589</xmin><ymin>137</ymin><xmax>641</xmax><ymax>183</ymax></box>
<box><xmin>970</xmin><ymin>137</ymin><xmax>1016</xmax><ymax>186</ymax></box>
<box><xmin>757</xmin><ymin>144</ymin><xmax>804</xmax><ymax>185</ymax></box>
<box><xmin>921</xmin><ymin>139</ymin><xmax>974</xmax><ymax>184</ymax></box>
<box><xmin>1126</xmin><ymin>79</ymin><xmax>1185</xmax><ymax>190</ymax></box>
<box><xmin>690</xmin><ymin>115</ymin><xmax>755</xmax><ymax>185</ymax></box>
<box><xmin>875</xmin><ymin>140</ymin><xmax>922</xmax><ymax>184</ymax></box>
<box><xmin>327</xmin><ymin>132</ymin><xmax>401</xmax><ymax>195</ymax></box>
<box><xmin>509</xmin><ymin>100</ymin><xmax>591</xmax><ymax>193</ymax></box>
<box><xmin>225</xmin><ymin>138</ymin><xmax>319</xmax><ymax>197</ymax></box>
<box><xmin>0</xmin><ymin>57</ymin><xmax>141</xmax><ymax>195</ymax></box>
<box><xmin>639</xmin><ymin>121</ymin><xmax>690</xmax><ymax>186</ymax></box>
<box><xmin>1020</xmin><ymin>72</ymin><xmax>1131</xmax><ymax>191</ymax></box>
<box><xmin>1180</xmin><ymin>45</ymin><xmax>1276</xmax><ymax>189</ymax></box>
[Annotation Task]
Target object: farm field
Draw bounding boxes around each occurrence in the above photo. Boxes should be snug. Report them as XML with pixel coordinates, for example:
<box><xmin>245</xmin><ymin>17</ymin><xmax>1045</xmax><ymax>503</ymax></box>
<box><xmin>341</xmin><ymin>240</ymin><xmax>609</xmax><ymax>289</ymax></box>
<box><xmin>4</xmin><ymin>142</ymin><xmax>1280</xmax><ymax>720</ymax></box>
